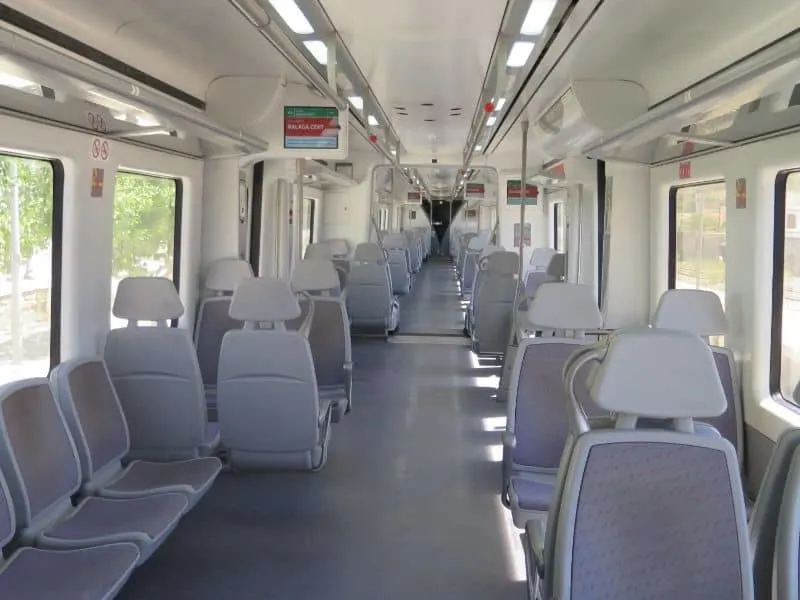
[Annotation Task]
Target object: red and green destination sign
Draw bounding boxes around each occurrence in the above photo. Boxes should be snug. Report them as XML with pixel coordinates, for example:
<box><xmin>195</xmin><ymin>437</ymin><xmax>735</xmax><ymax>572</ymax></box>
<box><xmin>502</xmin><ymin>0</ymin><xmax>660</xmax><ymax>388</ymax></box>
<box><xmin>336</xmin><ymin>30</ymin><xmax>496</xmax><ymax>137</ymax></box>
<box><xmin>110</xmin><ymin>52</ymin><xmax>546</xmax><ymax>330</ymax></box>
<box><xmin>465</xmin><ymin>183</ymin><xmax>485</xmax><ymax>200</ymax></box>
<box><xmin>506</xmin><ymin>179</ymin><xmax>539</xmax><ymax>206</ymax></box>
<box><xmin>284</xmin><ymin>106</ymin><xmax>340</xmax><ymax>150</ymax></box>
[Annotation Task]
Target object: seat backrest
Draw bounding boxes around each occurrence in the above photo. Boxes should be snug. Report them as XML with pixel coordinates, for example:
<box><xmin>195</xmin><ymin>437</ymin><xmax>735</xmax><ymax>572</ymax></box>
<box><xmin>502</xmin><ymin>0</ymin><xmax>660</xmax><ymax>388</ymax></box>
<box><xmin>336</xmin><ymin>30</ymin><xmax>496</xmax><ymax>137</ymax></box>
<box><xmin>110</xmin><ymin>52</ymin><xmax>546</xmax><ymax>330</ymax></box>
<box><xmin>289</xmin><ymin>260</ymin><xmax>351</xmax><ymax>387</ymax></box>
<box><xmin>195</xmin><ymin>258</ymin><xmax>252</xmax><ymax>386</ymax></box>
<box><xmin>353</xmin><ymin>242</ymin><xmax>386</xmax><ymax>263</ymax></box>
<box><xmin>546</xmin><ymin>252</ymin><xmax>566</xmax><ymax>279</ymax></box>
<box><xmin>547</xmin><ymin>328</ymin><xmax>752</xmax><ymax>600</ymax></box>
<box><xmin>774</xmin><ymin>445</ymin><xmax>800</xmax><ymax>600</ymax></box>
<box><xmin>104</xmin><ymin>277</ymin><xmax>207</xmax><ymax>454</ymax></box>
<box><xmin>749</xmin><ymin>428</ymin><xmax>800</xmax><ymax>598</ymax></box>
<box><xmin>49</xmin><ymin>358</ymin><xmax>131</xmax><ymax>487</ymax></box>
<box><xmin>650</xmin><ymin>288</ymin><xmax>742</xmax><ymax>460</ymax></box>
<box><xmin>325</xmin><ymin>238</ymin><xmax>350</xmax><ymax>260</ymax></box>
<box><xmin>507</xmin><ymin>284</ymin><xmax>605</xmax><ymax>471</ymax></box>
<box><xmin>346</xmin><ymin>263</ymin><xmax>393</xmax><ymax>321</ymax></box>
<box><xmin>528</xmin><ymin>247</ymin><xmax>557</xmax><ymax>270</ymax></box>
<box><xmin>218</xmin><ymin>278</ymin><xmax>321</xmax><ymax>450</ymax></box>
<box><xmin>305</xmin><ymin>242</ymin><xmax>334</xmax><ymax>260</ymax></box>
<box><xmin>0</xmin><ymin>379</ymin><xmax>81</xmax><ymax>539</ymax></box>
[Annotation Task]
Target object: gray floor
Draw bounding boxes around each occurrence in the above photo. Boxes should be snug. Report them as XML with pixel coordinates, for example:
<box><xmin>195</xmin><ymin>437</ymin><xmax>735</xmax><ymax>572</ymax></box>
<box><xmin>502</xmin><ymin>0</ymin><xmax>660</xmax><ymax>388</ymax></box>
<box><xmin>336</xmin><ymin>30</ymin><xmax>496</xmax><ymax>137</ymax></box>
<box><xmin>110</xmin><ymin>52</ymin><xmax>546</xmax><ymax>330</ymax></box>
<box><xmin>119</xmin><ymin>260</ymin><xmax>523</xmax><ymax>600</ymax></box>
<box><xmin>398</xmin><ymin>257</ymin><xmax>467</xmax><ymax>335</ymax></box>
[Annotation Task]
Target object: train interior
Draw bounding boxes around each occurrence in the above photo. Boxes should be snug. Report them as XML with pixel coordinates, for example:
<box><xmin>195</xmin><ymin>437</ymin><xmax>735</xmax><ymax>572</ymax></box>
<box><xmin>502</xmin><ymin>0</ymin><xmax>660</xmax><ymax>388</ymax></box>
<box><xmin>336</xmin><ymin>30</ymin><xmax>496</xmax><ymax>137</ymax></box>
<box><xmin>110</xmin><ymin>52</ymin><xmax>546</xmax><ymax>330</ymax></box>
<box><xmin>2</xmin><ymin>0</ymin><xmax>800</xmax><ymax>598</ymax></box>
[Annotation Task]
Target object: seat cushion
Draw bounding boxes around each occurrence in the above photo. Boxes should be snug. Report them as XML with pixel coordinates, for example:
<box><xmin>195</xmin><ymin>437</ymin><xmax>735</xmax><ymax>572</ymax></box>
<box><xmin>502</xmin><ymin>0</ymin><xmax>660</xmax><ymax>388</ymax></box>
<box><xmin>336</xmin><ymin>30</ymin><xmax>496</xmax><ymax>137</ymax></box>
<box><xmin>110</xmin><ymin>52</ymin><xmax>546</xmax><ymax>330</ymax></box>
<box><xmin>0</xmin><ymin>543</ymin><xmax>139</xmax><ymax>600</ymax></box>
<box><xmin>103</xmin><ymin>457</ymin><xmax>222</xmax><ymax>498</ymax></box>
<box><xmin>45</xmin><ymin>494</ymin><xmax>187</xmax><ymax>543</ymax></box>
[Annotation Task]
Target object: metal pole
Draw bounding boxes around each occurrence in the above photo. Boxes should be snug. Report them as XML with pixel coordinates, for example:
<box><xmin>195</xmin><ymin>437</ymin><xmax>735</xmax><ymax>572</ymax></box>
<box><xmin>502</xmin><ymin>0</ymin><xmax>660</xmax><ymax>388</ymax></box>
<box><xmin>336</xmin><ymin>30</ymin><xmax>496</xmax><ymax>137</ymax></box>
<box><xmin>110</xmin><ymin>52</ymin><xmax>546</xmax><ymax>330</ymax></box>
<box><xmin>9</xmin><ymin>160</ymin><xmax>22</xmax><ymax>363</ymax></box>
<box><xmin>519</xmin><ymin>119</ymin><xmax>530</xmax><ymax>280</ymax></box>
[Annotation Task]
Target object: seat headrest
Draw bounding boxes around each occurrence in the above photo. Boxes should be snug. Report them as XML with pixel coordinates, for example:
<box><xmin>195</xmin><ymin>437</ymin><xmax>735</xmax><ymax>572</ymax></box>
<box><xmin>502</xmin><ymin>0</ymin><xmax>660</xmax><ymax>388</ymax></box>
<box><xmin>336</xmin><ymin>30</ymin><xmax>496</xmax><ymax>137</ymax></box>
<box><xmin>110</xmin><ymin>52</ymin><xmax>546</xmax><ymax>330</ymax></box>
<box><xmin>527</xmin><ymin>283</ymin><xmax>603</xmax><ymax>330</ymax></box>
<box><xmin>589</xmin><ymin>328</ymin><xmax>727</xmax><ymax>419</ymax></box>
<box><xmin>546</xmin><ymin>253</ymin><xmax>566</xmax><ymax>277</ymax></box>
<box><xmin>468</xmin><ymin>232</ymin><xmax>490</xmax><ymax>250</ymax></box>
<box><xmin>205</xmin><ymin>258</ymin><xmax>254</xmax><ymax>292</ymax></box>
<box><xmin>485</xmin><ymin>251</ymin><xmax>519</xmax><ymax>275</ymax></box>
<box><xmin>529</xmin><ymin>248</ymin><xmax>557</xmax><ymax>270</ymax></box>
<box><xmin>326</xmin><ymin>239</ymin><xmax>350</xmax><ymax>257</ymax></box>
<box><xmin>113</xmin><ymin>277</ymin><xmax>184</xmax><ymax>322</ymax></box>
<box><xmin>230</xmin><ymin>278</ymin><xmax>301</xmax><ymax>322</ymax></box>
<box><xmin>383</xmin><ymin>234</ymin><xmax>407</xmax><ymax>249</ymax></box>
<box><xmin>651</xmin><ymin>289</ymin><xmax>727</xmax><ymax>336</ymax></box>
<box><xmin>479</xmin><ymin>245</ymin><xmax>504</xmax><ymax>258</ymax></box>
<box><xmin>291</xmin><ymin>259</ymin><xmax>340</xmax><ymax>293</ymax></box>
<box><xmin>305</xmin><ymin>243</ymin><xmax>334</xmax><ymax>260</ymax></box>
<box><xmin>353</xmin><ymin>243</ymin><xmax>385</xmax><ymax>263</ymax></box>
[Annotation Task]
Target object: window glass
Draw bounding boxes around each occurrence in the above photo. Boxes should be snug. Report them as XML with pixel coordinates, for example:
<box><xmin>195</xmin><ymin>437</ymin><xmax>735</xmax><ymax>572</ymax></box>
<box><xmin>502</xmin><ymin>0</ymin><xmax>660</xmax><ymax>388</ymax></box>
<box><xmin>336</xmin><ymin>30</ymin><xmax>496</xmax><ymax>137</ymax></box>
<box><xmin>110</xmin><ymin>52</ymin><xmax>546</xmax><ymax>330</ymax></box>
<box><xmin>110</xmin><ymin>172</ymin><xmax>179</xmax><ymax>328</ymax></box>
<box><xmin>554</xmin><ymin>202</ymin><xmax>566</xmax><ymax>251</ymax></box>
<box><xmin>777</xmin><ymin>173</ymin><xmax>800</xmax><ymax>399</ymax></box>
<box><xmin>0</xmin><ymin>155</ymin><xmax>57</xmax><ymax>384</ymax></box>
<box><xmin>672</xmin><ymin>182</ymin><xmax>727</xmax><ymax>306</ymax></box>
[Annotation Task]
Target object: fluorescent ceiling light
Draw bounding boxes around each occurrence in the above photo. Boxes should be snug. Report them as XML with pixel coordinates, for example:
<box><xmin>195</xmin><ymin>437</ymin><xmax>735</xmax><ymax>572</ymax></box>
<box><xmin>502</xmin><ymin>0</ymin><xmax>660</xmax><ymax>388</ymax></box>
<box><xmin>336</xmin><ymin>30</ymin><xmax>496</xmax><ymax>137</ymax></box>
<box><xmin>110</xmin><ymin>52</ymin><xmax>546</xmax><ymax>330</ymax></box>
<box><xmin>268</xmin><ymin>0</ymin><xmax>314</xmax><ymax>34</ymax></box>
<box><xmin>520</xmin><ymin>0</ymin><xmax>557</xmax><ymax>35</ymax></box>
<box><xmin>135</xmin><ymin>113</ymin><xmax>160</xmax><ymax>127</ymax></box>
<box><xmin>0</xmin><ymin>72</ymin><xmax>36</xmax><ymax>90</ymax></box>
<box><xmin>348</xmin><ymin>96</ymin><xmax>363</xmax><ymax>110</ymax></box>
<box><xmin>486</xmin><ymin>116</ymin><xmax>497</xmax><ymax>127</ymax></box>
<box><xmin>475</xmin><ymin>144</ymin><xmax>483</xmax><ymax>151</ymax></box>
<box><xmin>368</xmin><ymin>115</ymin><xmax>379</xmax><ymax>126</ymax></box>
<box><xmin>304</xmin><ymin>40</ymin><xmax>328</xmax><ymax>64</ymax></box>
<box><xmin>390</xmin><ymin>149</ymin><xmax>397</xmax><ymax>155</ymax></box>
<box><xmin>507</xmin><ymin>41</ymin><xmax>535</xmax><ymax>67</ymax></box>
<box><xmin>494</xmin><ymin>98</ymin><xmax>506</xmax><ymax>111</ymax></box>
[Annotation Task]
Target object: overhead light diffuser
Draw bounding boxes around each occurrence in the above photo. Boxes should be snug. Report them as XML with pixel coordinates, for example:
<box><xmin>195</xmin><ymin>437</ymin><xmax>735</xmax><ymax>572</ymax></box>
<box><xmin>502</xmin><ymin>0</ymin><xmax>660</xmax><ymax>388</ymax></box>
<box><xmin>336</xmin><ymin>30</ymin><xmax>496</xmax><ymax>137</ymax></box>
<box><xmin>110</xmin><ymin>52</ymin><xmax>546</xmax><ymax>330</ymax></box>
<box><xmin>486</xmin><ymin>116</ymin><xmax>497</xmax><ymax>127</ymax></box>
<box><xmin>507</xmin><ymin>41</ymin><xmax>535</xmax><ymax>67</ymax></box>
<box><xmin>368</xmin><ymin>115</ymin><xmax>379</xmax><ymax>126</ymax></box>
<box><xmin>494</xmin><ymin>98</ymin><xmax>506</xmax><ymax>111</ymax></box>
<box><xmin>268</xmin><ymin>0</ymin><xmax>314</xmax><ymax>34</ymax></box>
<box><xmin>475</xmin><ymin>144</ymin><xmax>483</xmax><ymax>151</ymax></box>
<box><xmin>520</xmin><ymin>0</ymin><xmax>557</xmax><ymax>35</ymax></box>
<box><xmin>348</xmin><ymin>96</ymin><xmax>364</xmax><ymax>110</ymax></box>
<box><xmin>303</xmin><ymin>40</ymin><xmax>328</xmax><ymax>65</ymax></box>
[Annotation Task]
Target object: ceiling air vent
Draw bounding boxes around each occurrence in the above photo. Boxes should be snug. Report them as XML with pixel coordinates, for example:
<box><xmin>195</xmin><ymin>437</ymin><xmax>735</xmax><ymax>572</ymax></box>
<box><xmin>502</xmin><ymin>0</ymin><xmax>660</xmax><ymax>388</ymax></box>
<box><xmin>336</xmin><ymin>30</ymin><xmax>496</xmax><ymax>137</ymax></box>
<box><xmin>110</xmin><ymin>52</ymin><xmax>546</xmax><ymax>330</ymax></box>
<box><xmin>534</xmin><ymin>80</ymin><xmax>648</xmax><ymax>159</ymax></box>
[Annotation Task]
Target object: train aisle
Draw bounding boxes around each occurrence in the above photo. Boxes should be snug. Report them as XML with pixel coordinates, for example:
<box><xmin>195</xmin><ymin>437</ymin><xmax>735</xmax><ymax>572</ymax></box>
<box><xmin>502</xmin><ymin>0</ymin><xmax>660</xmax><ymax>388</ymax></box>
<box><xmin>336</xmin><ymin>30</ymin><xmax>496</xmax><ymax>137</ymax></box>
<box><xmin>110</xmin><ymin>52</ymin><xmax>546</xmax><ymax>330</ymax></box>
<box><xmin>119</xmin><ymin>259</ymin><xmax>523</xmax><ymax>600</ymax></box>
<box><xmin>398</xmin><ymin>257</ymin><xmax>467</xmax><ymax>335</ymax></box>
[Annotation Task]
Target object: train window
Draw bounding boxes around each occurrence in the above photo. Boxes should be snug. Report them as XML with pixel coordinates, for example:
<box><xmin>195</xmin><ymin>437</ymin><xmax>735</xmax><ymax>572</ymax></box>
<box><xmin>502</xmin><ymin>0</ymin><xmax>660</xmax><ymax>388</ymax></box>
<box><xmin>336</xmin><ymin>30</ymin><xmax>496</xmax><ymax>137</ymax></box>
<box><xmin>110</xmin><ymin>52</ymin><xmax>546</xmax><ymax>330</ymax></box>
<box><xmin>668</xmin><ymin>181</ymin><xmax>727</xmax><ymax>306</ymax></box>
<box><xmin>301</xmin><ymin>197</ymin><xmax>316</xmax><ymax>258</ymax></box>
<box><xmin>110</xmin><ymin>172</ymin><xmax>182</xmax><ymax>327</ymax></box>
<box><xmin>771</xmin><ymin>171</ymin><xmax>800</xmax><ymax>402</ymax></box>
<box><xmin>0</xmin><ymin>154</ymin><xmax>63</xmax><ymax>385</ymax></box>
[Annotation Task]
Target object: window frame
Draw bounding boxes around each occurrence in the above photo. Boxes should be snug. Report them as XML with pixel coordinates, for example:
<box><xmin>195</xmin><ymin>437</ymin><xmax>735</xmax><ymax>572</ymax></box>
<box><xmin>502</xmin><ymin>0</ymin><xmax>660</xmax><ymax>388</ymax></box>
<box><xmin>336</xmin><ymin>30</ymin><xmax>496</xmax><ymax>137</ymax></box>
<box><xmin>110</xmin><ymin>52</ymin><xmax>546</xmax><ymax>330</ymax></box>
<box><xmin>667</xmin><ymin>179</ymin><xmax>726</xmax><ymax>291</ymax></box>
<box><xmin>0</xmin><ymin>152</ymin><xmax>64</xmax><ymax>369</ymax></box>
<box><xmin>249</xmin><ymin>161</ymin><xmax>264</xmax><ymax>275</ymax></box>
<box><xmin>770</xmin><ymin>169</ymin><xmax>800</xmax><ymax>402</ymax></box>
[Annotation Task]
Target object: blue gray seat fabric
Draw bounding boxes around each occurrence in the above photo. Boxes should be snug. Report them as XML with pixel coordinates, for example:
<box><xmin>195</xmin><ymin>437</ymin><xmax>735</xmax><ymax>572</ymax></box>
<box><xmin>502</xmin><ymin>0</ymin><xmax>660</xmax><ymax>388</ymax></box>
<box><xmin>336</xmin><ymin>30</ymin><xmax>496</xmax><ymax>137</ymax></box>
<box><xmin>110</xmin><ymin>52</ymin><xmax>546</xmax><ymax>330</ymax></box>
<box><xmin>522</xmin><ymin>248</ymin><xmax>558</xmax><ymax>297</ymax></box>
<box><xmin>289</xmin><ymin>259</ymin><xmax>353</xmax><ymax>422</ymax></box>
<box><xmin>527</xmin><ymin>328</ymin><xmax>753</xmax><ymax>600</ymax></box>
<box><xmin>650</xmin><ymin>288</ymin><xmax>744</xmax><ymax>464</ymax></box>
<box><xmin>217</xmin><ymin>277</ymin><xmax>333</xmax><ymax>471</ymax></box>
<box><xmin>456</xmin><ymin>232</ymin><xmax>478</xmax><ymax>278</ymax></box>
<box><xmin>405</xmin><ymin>231</ymin><xmax>422</xmax><ymax>273</ymax></box>
<box><xmin>382</xmin><ymin>233</ymin><xmax>412</xmax><ymax>295</ymax></box>
<box><xmin>471</xmin><ymin>251</ymin><xmax>520</xmax><ymax>356</ymax></box>
<box><xmin>773</xmin><ymin>439</ymin><xmax>800</xmax><ymax>600</ymax></box>
<box><xmin>50</xmin><ymin>358</ymin><xmax>222</xmax><ymax>510</ymax></box>
<box><xmin>504</xmin><ymin>283</ymin><xmax>604</xmax><ymax>528</ymax></box>
<box><xmin>105</xmin><ymin>277</ymin><xmax>219</xmax><ymax>461</ymax></box>
<box><xmin>0</xmin><ymin>379</ymin><xmax>188</xmax><ymax>565</ymax></box>
<box><xmin>194</xmin><ymin>258</ymin><xmax>252</xmax><ymax>418</ymax></box>
<box><xmin>460</xmin><ymin>232</ymin><xmax>490</xmax><ymax>296</ymax></box>
<box><xmin>347</xmin><ymin>243</ymin><xmax>400</xmax><ymax>335</ymax></box>
<box><xmin>465</xmin><ymin>248</ymin><xmax>511</xmax><ymax>337</ymax></box>
<box><xmin>748</xmin><ymin>428</ymin><xmax>800</xmax><ymax>598</ymax></box>
<box><xmin>0</xmin><ymin>464</ymin><xmax>139</xmax><ymax>599</ymax></box>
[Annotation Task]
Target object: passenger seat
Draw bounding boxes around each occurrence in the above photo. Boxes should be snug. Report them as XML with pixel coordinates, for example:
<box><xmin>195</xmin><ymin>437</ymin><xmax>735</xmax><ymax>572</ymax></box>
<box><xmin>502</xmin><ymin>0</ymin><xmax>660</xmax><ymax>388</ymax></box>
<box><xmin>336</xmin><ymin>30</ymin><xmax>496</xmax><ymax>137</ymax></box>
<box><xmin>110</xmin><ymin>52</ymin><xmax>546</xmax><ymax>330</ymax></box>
<box><xmin>347</xmin><ymin>243</ymin><xmax>400</xmax><ymax>337</ymax></box>
<box><xmin>290</xmin><ymin>259</ymin><xmax>353</xmax><ymax>422</ymax></box>
<box><xmin>50</xmin><ymin>358</ymin><xmax>222</xmax><ymax>510</ymax></box>
<box><xmin>0</xmin><ymin>465</ymin><xmax>140</xmax><ymax>600</ymax></box>
<box><xmin>527</xmin><ymin>328</ymin><xmax>752</xmax><ymax>600</ymax></box>
<box><xmin>471</xmin><ymin>251</ymin><xmax>520</xmax><ymax>356</ymax></box>
<box><xmin>105</xmin><ymin>277</ymin><xmax>219</xmax><ymax>460</ymax></box>
<box><xmin>0</xmin><ymin>379</ymin><xmax>188</xmax><ymax>564</ymax></box>
<box><xmin>194</xmin><ymin>258</ymin><xmax>253</xmax><ymax>420</ymax></box>
<box><xmin>504</xmin><ymin>283</ymin><xmax>604</xmax><ymax>528</ymax></box>
<box><xmin>217</xmin><ymin>277</ymin><xmax>333</xmax><ymax>470</ymax></box>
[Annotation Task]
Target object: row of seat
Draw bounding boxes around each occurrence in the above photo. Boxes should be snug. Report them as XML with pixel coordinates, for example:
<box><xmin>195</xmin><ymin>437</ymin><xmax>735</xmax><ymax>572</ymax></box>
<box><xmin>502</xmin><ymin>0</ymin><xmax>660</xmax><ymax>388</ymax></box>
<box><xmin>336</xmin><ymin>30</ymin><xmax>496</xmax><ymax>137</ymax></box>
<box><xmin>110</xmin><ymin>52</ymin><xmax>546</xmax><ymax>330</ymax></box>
<box><xmin>0</xmin><ymin>359</ymin><xmax>221</xmax><ymax>598</ymax></box>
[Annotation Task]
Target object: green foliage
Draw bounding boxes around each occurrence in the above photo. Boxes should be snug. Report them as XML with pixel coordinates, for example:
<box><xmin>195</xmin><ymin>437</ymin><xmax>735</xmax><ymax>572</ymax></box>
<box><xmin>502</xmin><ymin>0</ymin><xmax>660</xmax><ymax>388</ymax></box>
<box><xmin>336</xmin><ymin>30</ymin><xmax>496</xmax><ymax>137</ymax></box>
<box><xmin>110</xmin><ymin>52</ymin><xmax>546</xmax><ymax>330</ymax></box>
<box><xmin>0</xmin><ymin>156</ymin><xmax>53</xmax><ymax>273</ymax></box>
<box><xmin>112</xmin><ymin>173</ymin><xmax>176</xmax><ymax>278</ymax></box>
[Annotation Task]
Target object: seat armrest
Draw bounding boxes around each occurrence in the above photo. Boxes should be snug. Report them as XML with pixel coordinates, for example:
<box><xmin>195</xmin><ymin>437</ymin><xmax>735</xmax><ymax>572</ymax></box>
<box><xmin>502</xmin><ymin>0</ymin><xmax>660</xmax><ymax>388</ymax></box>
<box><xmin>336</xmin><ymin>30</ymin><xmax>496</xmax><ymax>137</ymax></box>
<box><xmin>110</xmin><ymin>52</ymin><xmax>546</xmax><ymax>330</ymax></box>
<box><xmin>526</xmin><ymin>519</ymin><xmax>546</xmax><ymax>579</ymax></box>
